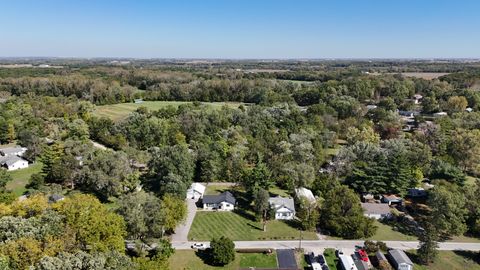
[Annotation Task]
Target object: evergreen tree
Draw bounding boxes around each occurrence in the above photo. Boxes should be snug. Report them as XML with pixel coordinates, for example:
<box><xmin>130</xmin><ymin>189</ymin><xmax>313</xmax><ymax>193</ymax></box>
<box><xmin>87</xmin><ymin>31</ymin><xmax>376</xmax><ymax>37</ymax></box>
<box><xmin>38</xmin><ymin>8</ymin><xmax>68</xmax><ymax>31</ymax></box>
<box><xmin>417</xmin><ymin>222</ymin><xmax>439</xmax><ymax>265</ymax></box>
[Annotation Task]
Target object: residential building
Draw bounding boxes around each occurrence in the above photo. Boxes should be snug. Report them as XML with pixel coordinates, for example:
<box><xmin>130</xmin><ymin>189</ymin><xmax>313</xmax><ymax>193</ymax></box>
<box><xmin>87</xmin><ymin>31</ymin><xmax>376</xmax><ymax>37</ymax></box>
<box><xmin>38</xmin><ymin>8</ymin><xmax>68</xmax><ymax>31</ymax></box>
<box><xmin>361</xmin><ymin>203</ymin><xmax>392</xmax><ymax>220</ymax></box>
<box><xmin>0</xmin><ymin>146</ymin><xmax>27</xmax><ymax>157</ymax></box>
<box><xmin>388</xmin><ymin>249</ymin><xmax>413</xmax><ymax>270</ymax></box>
<box><xmin>407</xmin><ymin>188</ymin><xmax>427</xmax><ymax>198</ymax></box>
<box><xmin>186</xmin><ymin>182</ymin><xmax>206</xmax><ymax>200</ymax></box>
<box><xmin>0</xmin><ymin>156</ymin><xmax>29</xmax><ymax>171</ymax></box>
<box><xmin>381</xmin><ymin>195</ymin><xmax>403</xmax><ymax>206</ymax></box>
<box><xmin>202</xmin><ymin>191</ymin><xmax>236</xmax><ymax>211</ymax></box>
<box><xmin>269</xmin><ymin>196</ymin><xmax>295</xmax><ymax>220</ymax></box>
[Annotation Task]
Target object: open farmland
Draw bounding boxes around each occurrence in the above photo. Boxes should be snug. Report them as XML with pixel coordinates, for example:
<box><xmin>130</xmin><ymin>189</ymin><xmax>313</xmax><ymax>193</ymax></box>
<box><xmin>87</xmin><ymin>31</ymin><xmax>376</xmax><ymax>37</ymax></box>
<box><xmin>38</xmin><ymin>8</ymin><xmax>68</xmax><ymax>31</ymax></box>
<box><xmin>93</xmin><ymin>101</ymin><xmax>246</xmax><ymax>121</ymax></box>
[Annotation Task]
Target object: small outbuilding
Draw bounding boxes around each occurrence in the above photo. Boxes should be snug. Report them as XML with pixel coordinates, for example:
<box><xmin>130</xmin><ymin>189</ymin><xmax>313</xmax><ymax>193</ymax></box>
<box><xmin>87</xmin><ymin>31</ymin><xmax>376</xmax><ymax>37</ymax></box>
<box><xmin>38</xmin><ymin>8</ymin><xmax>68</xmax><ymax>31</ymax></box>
<box><xmin>186</xmin><ymin>183</ymin><xmax>206</xmax><ymax>200</ymax></box>
<box><xmin>388</xmin><ymin>249</ymin><xmax>413</xmax><ymax>270</ymax></box>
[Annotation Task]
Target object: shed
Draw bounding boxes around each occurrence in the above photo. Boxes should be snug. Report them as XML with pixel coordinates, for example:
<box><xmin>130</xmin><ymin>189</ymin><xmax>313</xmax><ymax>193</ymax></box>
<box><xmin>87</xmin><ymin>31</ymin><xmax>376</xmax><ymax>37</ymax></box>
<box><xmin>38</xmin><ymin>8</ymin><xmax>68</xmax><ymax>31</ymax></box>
<box><xmin>388</xmin><ymin>249</ymin><xmax>413</xmax><ymax>270</ymax></box>
<box><xmin>186</xmin><ymin>183</ymin><xmax>206</xmax><ymax>200</ymax></box>
<box><xmin>381</xmin><ymin>195</ymin><xmax>403</xmax><ymax>205</ymax></box>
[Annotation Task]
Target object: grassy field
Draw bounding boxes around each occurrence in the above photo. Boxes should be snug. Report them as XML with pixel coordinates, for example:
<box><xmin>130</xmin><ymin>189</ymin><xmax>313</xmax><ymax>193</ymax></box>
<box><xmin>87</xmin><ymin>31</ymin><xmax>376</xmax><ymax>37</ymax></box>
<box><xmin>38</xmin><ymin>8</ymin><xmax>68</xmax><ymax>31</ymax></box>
<box><xmin>6</xmin><ymin>162</ymin><xmax>43</xmax><ymax>196</ymax></box>
<box><xmin>407</xmin><ymin>250</ymin><xmax>480</xmax><ymax>270</ymax></box>
<box><xmin>367</xmin><ymin>220</ymin><xmax>418</xmax><ymax>241</ymax></box>
<box><xmin>239</xmin><ymin>252</ymin><xmax>278</xmax><ymax>268</ymax></box>
<box><xmin>204</xmin><ymin>184</ymin><xmax>234</xmax><ymax>195</ymax></box>
<box><xmin>168</xmin><ymin>250</ymin><xmax>277</xmax><ymax>270</ymax></box>
<box><xmin>323</xmin><ymin>248</ymin><xmax>338</xmax><ymax>270</ymax></box>
<box><xmin>94</xmin><ymin>101</ymin><xmax>245</xmax><ymax>121</ymax></box>
<box><xmin>188</xmin><ymin>211</ymin><xmax>317</xmax><ymax>241</ymax></box>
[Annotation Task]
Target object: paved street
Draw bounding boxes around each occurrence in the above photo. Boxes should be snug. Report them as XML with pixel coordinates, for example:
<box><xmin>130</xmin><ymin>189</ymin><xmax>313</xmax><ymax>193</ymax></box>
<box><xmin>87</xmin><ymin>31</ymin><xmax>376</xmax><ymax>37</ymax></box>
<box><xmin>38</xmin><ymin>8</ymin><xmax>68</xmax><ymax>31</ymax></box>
<box><xmin>172</xmin><ymin>239</ymin><xmax>480</xmax><ymax>251</ymax></box>
<box><xmin>171</xmin><ymin>198</ymin><xmax>197</xmax><ymax>242</ymax></box>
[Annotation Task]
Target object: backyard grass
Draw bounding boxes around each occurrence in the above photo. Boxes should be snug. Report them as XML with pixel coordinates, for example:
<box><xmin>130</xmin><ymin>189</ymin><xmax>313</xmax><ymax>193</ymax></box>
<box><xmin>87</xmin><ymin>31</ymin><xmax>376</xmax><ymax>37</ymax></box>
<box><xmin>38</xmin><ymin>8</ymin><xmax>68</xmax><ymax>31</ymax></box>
<box><xmin>168</xmin><ymin>250</ymin><xmax>277</xmax><ymax>270</ymax></box>
<box><xmin>188</xmin><ymin>211</ymin><xmax>317</xmax><ymax>241</ymax></box>
<box><xmin>94</xmin><ymin>101</ymin><xmax>245</xmax><ymax>121</ymax></box>
<box><xmin>204</xmin><ymin>184</ymin><xmax>234</xmax><ymax>195</ymax></box>
<box><xmin>323</xmin><ymin>248</ymin><xmax>338</xmax><ymax>270</ymax></box>
<box><xmin>6</xmin><ymin>162</ymin><xmax>43</xmax><ymax>196</ymax></box>
<box><xmin>269</xmin><ymin>185</ymin><xmax>291</xmax><ymax>197</ymax></box>
<box><xmin>407</xmin><ymin>250</ymin><xmax>480</xmax><ymax>270</ymax></box>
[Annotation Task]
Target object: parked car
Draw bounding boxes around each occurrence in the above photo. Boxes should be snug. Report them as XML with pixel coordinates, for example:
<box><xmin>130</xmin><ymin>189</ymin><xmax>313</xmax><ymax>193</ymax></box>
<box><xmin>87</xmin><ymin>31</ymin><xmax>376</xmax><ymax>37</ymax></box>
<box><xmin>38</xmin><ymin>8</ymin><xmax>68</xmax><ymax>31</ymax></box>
<box><xmin>311</xmin><ymin>262</ymin><xmax>322</xmax><ymax>270</ymax></box>
<box><xmin>321</xmin><ymin>264</ymin><xmax>330</xmax><ymax>270</ymax></box>
<box><xmin>191</xmin><ymin>243</ymin><xmax>206</xmax><ymax>250</ymax></box>
<box><xmin>317</xmin><ymin>254</ymin><xmax>326</xmax><ymax>265</ymax></box>
<box><xmin>306</xmin><ymin>252</ymin><xmax>316</xmax><ymax>265</ymax></box>
<box><xmin>356</xmin><ymin>249</ymin><xmax>369</xmax><ymax>262</ymax></box>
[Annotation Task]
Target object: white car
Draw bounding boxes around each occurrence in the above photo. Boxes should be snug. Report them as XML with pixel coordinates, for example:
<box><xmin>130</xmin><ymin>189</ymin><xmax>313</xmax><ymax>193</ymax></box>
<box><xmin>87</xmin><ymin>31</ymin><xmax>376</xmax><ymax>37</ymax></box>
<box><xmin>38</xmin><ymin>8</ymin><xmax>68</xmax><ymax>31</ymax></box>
<box><xmin>191</xmin><ymin>243</ymin><xmax>207</xmax><ymax>250</ymax></box>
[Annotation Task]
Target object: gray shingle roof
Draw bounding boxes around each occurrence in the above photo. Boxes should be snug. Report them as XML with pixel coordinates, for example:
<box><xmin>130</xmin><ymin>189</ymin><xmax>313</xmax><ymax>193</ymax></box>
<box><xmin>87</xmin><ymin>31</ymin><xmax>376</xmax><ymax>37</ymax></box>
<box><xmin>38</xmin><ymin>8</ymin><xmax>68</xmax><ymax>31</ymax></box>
<box><xmin>202</xmin><ymin>191</ymin><xmax>236</xmax><ymax>204</ymax></box>
<box><xmin>0</xmin><ymin>156</ymin><xmax>26</xmax><ymax>166</ymax></box>
<box><xmin>388</xmin><ymin>249</ymin><xmax>413</xmax><ymax>265</ymax></box>
<box><xmin>269</xmin><ymin>196</ymin><xmax>295</xmax><ymax>212</ymax></box>
<box><xmin>361</xmin><ymin>203</ymin><xmax>391</xmax><ymax>215</ymax></box>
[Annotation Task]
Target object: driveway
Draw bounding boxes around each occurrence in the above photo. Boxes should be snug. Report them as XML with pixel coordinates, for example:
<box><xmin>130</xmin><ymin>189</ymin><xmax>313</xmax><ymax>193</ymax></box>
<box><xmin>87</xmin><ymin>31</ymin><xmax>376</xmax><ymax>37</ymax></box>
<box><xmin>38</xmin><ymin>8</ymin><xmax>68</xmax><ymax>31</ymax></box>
<box><xmin>277</xmin><ymin>249</ymin><xmax>298</xmax><ymax>269</ymax></box>
<box><xmin>171</xmin><ymin>198</ymin><xmax>197</xmax><ymax>242</ymax></box>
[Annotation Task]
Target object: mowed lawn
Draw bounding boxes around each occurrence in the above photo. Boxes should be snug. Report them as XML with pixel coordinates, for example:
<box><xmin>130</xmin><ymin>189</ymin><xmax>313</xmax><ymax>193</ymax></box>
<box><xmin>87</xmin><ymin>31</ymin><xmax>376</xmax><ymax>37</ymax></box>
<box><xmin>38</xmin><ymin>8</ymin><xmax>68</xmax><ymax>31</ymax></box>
<box><xmin>408</xmin><ymin>250</ymin><xmax>480</xmax><ymax>270</ymax></box>
<box><xmin>169</xmin><ymin>250</ymin><xmax>277</xmax><ymax>270</ymax></box>
<box><xmin>367</xmin><ymin>220</ymin><xmax>417</xmax><ymax>241</ymax></box>
<box><xmin>189</xmin><ymin>211</ymin><xmax>317</xmax><ymax>241</ymax></box>
<box><xmin>6</xmin><ymin>162</ymin><xmax>43</xmax><ymax>196</ymax></box>
<box><xmin>94</xmin><ymin>101</ymin><xmax>245</xmax><ymax>121</ymax></box>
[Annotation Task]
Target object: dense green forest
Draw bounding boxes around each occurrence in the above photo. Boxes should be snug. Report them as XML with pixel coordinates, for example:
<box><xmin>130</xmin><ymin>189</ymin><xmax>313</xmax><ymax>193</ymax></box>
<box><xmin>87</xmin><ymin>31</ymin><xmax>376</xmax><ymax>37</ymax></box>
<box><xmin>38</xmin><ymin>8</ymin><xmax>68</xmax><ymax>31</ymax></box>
<box><xmin>1</xmin><ymin>59</ymin><xmax>480</xmax><ymax>269</ymax></box>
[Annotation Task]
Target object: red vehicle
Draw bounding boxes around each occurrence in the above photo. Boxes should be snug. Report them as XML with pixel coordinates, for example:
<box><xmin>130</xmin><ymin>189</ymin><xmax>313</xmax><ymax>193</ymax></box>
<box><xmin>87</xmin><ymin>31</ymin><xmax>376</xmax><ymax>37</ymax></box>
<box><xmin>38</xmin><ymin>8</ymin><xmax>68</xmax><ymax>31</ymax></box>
<box><xmin>357</xmin><ymin>249</ymin><xmax>369</xmax><ymax>262</ymax></box>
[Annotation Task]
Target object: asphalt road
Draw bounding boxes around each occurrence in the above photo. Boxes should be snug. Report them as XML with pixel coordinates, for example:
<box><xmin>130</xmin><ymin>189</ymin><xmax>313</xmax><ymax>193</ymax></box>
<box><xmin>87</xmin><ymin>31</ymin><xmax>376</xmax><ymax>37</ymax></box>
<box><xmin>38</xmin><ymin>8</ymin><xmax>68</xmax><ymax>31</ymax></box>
<box><xmin>173</xmin><ymin>240</ymin><xmax>480</xmax><ymax>251</ymax></box>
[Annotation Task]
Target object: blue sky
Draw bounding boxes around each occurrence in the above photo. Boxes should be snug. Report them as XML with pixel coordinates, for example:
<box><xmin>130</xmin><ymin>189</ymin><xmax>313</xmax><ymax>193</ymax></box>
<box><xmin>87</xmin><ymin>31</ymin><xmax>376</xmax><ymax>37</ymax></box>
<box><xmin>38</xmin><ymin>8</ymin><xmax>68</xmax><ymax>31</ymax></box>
<box><xmin>0</xmin><ymin>0</ymin><xmax>479</xmax><ymax>58</ymax></box>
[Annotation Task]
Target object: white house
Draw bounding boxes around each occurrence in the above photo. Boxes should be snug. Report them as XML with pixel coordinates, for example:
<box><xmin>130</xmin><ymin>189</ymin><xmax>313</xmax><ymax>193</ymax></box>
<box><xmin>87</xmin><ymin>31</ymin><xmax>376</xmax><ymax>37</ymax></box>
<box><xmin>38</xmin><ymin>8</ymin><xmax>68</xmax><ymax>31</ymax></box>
<box><xmin>202</xmin><ymin>191</ymin><xmax>236</xmax><ymax>211</ymax></box>
<box><xmin>388</xmin><ymin>249</ymin><xmax>413</xmax><ymax>270</ymax></box>
<box><xmin>186</xmin><ymin>182</ymin><xmax>206</xmax><ymax>200</ymax></box>
<box><xmin>361</xmin><ymin>203</ymin><xmax>392</xmax><ymax>220</ymax></box>
<box><xmin>0</xmin><ymin>146</ymin><xmax>27</xmax><ymax>157</ymax></box>
<box><xmin>0</xmin><ymin>156</ymin><xmax>29</xmax><ymax>171</ymax></box>
<box><xmin>295</xmin><ymin>187</ymin><xmax>316</xmax><ymax>204</ymax></box>
<box><xmin>269</xmin><ymin>196</ymin><xmax>295</xmax><ymax>220</ymax></box>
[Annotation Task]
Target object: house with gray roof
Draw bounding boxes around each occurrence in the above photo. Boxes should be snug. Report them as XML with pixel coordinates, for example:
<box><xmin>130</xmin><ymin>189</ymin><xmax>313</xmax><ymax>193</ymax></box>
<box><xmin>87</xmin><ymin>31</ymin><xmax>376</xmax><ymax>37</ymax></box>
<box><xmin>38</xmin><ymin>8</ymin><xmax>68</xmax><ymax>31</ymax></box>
<box><xmin>388</xmin><ymin>249</ymin><xmax>413</xmax><ymax>270</ymax></box>
<box><xmin>202</xmin><ymin>191</ymin><xmax>236</xmax><ymax>211</ymax></box>
<box><xmin>269</xmin><ymin>196</ymin><xmax>295</xmax><ymax>220</ymax></box>
<box><xmin>0</xmin><ymin>146</ymin><xmax>27</xmax><ymax>157</ymax></box>
<box><xmin>361</xmin><ymin>203</ymin><xmax>392</xmax><ymax>220</ymax></box>
<box><xmin>0</xmin><ymin>155</ymin><xmax>28</xmax><ymax>171</ymax></box>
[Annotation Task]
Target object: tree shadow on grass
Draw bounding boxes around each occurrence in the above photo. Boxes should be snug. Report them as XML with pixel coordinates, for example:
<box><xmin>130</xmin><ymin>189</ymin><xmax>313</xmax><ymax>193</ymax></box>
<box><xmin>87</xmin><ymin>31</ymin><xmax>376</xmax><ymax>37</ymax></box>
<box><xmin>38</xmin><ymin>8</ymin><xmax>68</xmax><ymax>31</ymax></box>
<box><xmin>233</xmin><ymin>208</ymin><xmax>257</xmax><ymax>221</ymax></box>
<box><xmin>453</xmin><ymin>250</ymin><xmax>480</xmax><ymax>264</ymax></box>
<box><xmin>195</xmin><ymin>249</ymin><xmax>214</xmax><ymax>266</ymax></box>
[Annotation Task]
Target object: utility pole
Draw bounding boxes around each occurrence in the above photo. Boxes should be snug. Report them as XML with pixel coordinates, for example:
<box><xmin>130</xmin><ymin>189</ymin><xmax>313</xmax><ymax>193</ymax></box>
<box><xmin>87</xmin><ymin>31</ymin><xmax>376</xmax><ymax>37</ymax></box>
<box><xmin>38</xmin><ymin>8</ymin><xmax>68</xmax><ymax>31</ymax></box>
<box><xmin>299</xmin><ymin>230</ymin><xmax>303</xmax><ymax>249</ymax></box>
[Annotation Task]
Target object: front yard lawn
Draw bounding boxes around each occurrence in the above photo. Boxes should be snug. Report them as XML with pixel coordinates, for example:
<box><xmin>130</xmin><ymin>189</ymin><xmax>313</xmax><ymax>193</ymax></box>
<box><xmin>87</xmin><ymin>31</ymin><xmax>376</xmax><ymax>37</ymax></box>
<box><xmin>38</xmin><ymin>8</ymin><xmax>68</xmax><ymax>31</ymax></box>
<box><xmin>188</xmin><ymin>211</ymin><xmax>317</xmax><ymax>241</ymax></box>
<box><xmin>6</xmin><ymin>162</ymin><xmax>43</xmax><ymax>196</ymax></box>
<box><xmin>239</xmin><ymin>252</ymin><xmax>277</xmax><ymax>268</ymax></box>
<box><xmin>168</xmin><ymin>250</ymin><xmax>277</xmax><ymax>270</ymax></box>
<box><xmin>367</xmin><ymin>220</ymin><xmax>417</xmax><ymax>241</ymax></box>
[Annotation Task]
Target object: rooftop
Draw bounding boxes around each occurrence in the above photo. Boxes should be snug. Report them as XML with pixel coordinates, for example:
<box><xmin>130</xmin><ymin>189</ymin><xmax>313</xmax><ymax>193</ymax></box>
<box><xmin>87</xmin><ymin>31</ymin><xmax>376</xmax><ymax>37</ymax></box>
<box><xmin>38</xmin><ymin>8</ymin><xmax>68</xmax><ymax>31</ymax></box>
<box><xmin>295</xmin><ymin>187</ymin><xmax>315</xmax><ymax>202</ymax></box>
<box><xmin>388</xmin><ymin>249</ymin><xmax>413</xmax><ymax>265</ymax></box>
<box><xmin>269</xmin><ymin>196</ymin><xmax>295</xmax><ymax>212</ymax></box>
<box><xmin>361</xmin><ymin>203</ymin><xmax>391</xmax><ymax>215</ymax></box>
<box><xmin>202</xmin><ymin>191</ymin><xmax>235</xmax><ymax>205</ymax></box>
